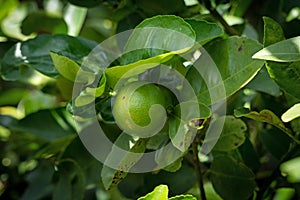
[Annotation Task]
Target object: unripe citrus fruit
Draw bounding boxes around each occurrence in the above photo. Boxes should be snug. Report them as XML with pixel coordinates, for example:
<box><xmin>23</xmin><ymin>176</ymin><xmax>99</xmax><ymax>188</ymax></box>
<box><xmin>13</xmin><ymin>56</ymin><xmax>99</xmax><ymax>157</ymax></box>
<box><xmin>112</xmin><ymin>81</ymin><xmax>175</xmax><ymax>137</ymax></box>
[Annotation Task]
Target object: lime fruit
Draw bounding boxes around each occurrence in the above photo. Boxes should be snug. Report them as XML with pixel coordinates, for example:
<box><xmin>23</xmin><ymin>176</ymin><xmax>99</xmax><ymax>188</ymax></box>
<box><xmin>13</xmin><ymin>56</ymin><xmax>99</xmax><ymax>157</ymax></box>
<box><xmin>112</xmin><ymin>81</ymin><xmax>175</xmax><ymax>137</ymax></box>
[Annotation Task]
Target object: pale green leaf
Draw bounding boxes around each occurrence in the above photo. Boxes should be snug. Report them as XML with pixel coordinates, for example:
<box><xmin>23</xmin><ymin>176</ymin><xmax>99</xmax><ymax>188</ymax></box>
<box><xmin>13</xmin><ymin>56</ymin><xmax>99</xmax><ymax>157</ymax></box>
<box><xmin>281</xmin><ymin>103</ymin><xmax>300</xmax><ymax>122</ymax></box>
<box><xmin>138</xmin><ymin>185</ymin><xmax>168</xmax><ymax>200</ymax></box>
<box><xmin>261</xmin><ymin>17</ymin><xmax>300</xmax><ymax>99</ymax></box>
<box><xmin>253</xmin><ymin>36</ymin><xmax>300</xmax><ymax>62</ymax></box>
<box><xmin>64</xmin><ymin>3</ymin><xmax>87</xmax><ymax>36</ymax></box>
<box><xmin>169</xmin><ymin>194</ymin><xmax>197</xmax><ymax>200</ymax></box>
<box><xmin>280</xmin><ymin>157</ymin><xmax>300</xmax><ymax>183</ymax></box>
<box><xmin>50</xmin><ymin>52</ymin><xmax>80</xmax><ymax>82</ymax></box>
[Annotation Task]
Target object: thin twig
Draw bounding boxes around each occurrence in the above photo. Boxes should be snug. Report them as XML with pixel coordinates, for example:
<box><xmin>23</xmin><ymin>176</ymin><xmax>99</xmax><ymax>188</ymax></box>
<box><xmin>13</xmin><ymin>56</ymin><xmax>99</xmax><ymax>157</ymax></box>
<box><xmin>192</xmin><ymin>135</ymin><xmax>207</xmax><ymax>200</ymax></box>
<box><xmin>198</xmin><ymin>0</ymin><xmax>239</xmax><ymax>36</ymax></box>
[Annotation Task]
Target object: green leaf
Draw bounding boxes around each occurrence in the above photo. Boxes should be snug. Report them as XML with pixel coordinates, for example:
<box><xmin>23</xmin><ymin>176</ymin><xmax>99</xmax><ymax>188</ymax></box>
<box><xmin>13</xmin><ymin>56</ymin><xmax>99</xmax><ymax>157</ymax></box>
<box><xmin>185</xmin><ymin>19</ymin><xmax>223</xmax><ymax>44</ymax></box>
<box><xmin>21</xmin><ymin>11</ymin><xmax>68</xmax><ymax>35</ymax></box>
<box><xmin>74</xmin><ymin>73</ymin><xmax>106</xmax><ymax>107</ymax></box>
<box><xmin>154</xmin><ymin>142</ymin><xmax>183</xmax><ymax>172</ymax></box>
<box><xmin>121</xmin><ymin>15</ymin><xmax>195</xmax><ymax>65</ymax></box>
<box><xmin>0</xmin><ymin>88</ymin><xmax>28</xmax><ymax>106</ymax></box>
<box><xmin>186</xmin><ymin>36</ymin><xmax>264</xmax><ymax>105</ymax></box>
<box><xmin>282</xmin><ymin>103</ymin><xmax>300</xmax><ymax>122</ymax></box>
<box><xmin>252</xmin><ymin>36</ymin><xmax>300</xmax><ymax>62</ymax></box>
<box><xmin>246</xmin><ymin>66</ymin><xmax>281</xmax><ymax>97</ymax></box>
<box><xmin>234</xmin><ymin>107</ymin><xmax>292</xmax><ymax>135</ymax></box>
<box><xmin>101</xmin><ymin>133</ymin><xmax>146</xmax><ymax>190</ymax></box>
<box><xmin>19</xmin><ymin>90</ymin><xmax>58</xmax><ymax>115</ymax></box>
<box><xmin>169</xmin><ymin>194</ymin><xmax>197</xmax><ymax>200</ymax></box>
<box><xmin>105</xmin><ymin>48</ymin><xmax>190</xmax><ymax>88</ymax></box>
<box><xmin>0</xmin><ymin>108</ymin><xmax>75</xmax><ymax>141</ymax></box>
<box><xmin>50</xmin><ymin>52</ymin><xmax>80</xmax><ymax>82</ymax></box>
<box><xmin>210</xmin><ymin>156</ymin><xmax>256</xmax><ymax>200</ymax></box>
<box><xmin>0</xmin><ymin>34</ymin><xmax>97</xmax><ymax>80</ymax></box>
<box><xmin>212</xmin><ymin>116</ymin><xmax>247</xmax><ymax>152</ymax></box>
<box><xmin>138</xmin><ymin>185</ymin><xmax>169</xmax><ymax>200</ymax></box>
<box><xmin>280</xmin><ymin>157</ymin><xmax>300</xmax><ymax>183</ymax></box>
<box><xmin>53</xmin><ymin>159</ymin><xmax>85</xmax><ymax>200</ymax></box>
<box><xmin>262</xmin><ymin>17</ymin><xmax>285</xmax><ymax>47</ymax></box>
<box><xmin>64</xmin><ymin>4</ymin><xmax>87</xmax><ymax>36</ymax></box>
<box><xmin>259</xmin><ymin>17</ymin><xmax>300</xmax><ymax>99</ymax></box>
<box><xmin>0</xmin><ymin>0</ymin><xmax>18</xmax><ymax>24</ymax></box>
<box><xmin>169</xmin><ymin>101</ymin><xmax>210</xmax><ymax>151</ymax></box>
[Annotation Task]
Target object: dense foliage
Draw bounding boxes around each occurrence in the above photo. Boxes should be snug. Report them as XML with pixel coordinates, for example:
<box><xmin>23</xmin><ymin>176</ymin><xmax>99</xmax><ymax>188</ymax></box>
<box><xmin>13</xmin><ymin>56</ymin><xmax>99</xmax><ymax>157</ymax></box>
<box><xmin>0</xmin><ymin>0</ymin><xmax>300</xmax><ymax>199</ymax></box>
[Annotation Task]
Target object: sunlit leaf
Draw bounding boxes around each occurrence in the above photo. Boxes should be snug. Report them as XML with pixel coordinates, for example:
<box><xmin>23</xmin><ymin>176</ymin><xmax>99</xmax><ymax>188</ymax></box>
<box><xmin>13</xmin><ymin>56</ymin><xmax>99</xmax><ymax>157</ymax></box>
<box><xmin>138</xmin><ymin>185</ymin><xmax>168</xmax><ymax>200</ymax></box>
<box><xmin>253</xmin><ymin>36</ymin><xmax>300</xmax><ymax>62</ymax></box>
<box><xmin>280</xmin><ymin>157</ymin><xmax>300</xmax><ymax>183</ymax></box>
<box><xmin>281</xmin><ymin>103</ymin><xmax>300</xmax><ymax>122</ymax></box>
<box><xmin>257</xmin><ymin>17</ymin><xmax>300</xmax><ymax>99</ymax></box>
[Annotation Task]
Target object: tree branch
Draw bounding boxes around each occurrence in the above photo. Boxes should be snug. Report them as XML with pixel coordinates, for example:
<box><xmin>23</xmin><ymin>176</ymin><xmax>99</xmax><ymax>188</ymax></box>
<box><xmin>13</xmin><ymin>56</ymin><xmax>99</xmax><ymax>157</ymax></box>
<box><xmin>199</xmin><ymin>0</ymin><xmax>239</xmax><ymax>36</ymax></box>
<box><xmin>192</xmin><ymin>135</ymin><xmax>207</xmax><ymax>200</ymax></box>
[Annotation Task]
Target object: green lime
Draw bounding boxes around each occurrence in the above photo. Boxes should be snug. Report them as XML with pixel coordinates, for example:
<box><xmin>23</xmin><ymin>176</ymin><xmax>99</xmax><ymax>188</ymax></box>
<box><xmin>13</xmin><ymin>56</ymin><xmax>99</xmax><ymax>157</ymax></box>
<box><xmin>112</xmin><ymin>81</ymin><xmax>175</xmax><ymax>137</ymax></box>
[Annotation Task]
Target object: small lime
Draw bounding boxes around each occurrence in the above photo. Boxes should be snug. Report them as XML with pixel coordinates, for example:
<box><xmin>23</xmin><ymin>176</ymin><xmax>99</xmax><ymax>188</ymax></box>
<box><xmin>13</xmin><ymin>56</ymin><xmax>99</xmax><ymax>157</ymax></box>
<box><xmin>112</xmin><ymin>81</ymin><xmax>175</xmax><ymax>137</ymax></box>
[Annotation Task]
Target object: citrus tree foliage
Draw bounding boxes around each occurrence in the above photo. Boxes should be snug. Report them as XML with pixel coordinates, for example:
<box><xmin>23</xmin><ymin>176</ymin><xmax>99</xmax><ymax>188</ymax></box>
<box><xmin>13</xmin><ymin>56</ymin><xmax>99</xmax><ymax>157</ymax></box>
<box><xmin>0</xmin><ymin>0</ymin><xmax>300</xmax><ymax>200</ymax></box>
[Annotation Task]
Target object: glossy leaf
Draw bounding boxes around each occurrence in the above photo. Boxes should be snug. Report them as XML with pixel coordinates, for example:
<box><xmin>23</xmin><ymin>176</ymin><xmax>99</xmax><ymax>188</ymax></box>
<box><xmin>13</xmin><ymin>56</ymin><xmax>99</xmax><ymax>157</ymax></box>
<box><xmin>185</xmin><ymin>19</ymin><xmax>223</xmax><ymax>44</ymax></box>
<box><xmin>186</xmin><ymin>36</ymin><xmax>264</xmax><ymax>105</ymax></box>
<box><xmin>21</xmin><ymin>11</ymin><xmax>68</xmax><ymax>35</ymax></box>
<box><xmin>105</xmin><ymin>48</ymin><xmax>190</xmax><ymax>88</ymax></box>
<box><xmin>101</xmin><ymin>133</ymin><xmax>146</xmax><ymax>190</ymax></box>
<box><xmin>234</xmin><ymin>107</ymin><xmax>292</xmax><ymax>135</ymax></box>
<box><xmin>120</xmin><ymin>15</ymin><xmax>195</xmax><ymax>65</ymax></box>
<box><xmin>0</xmin><ymin>34</ymin><xmax>97</xmax><ymax>80</ymax></box>
<box><xmin>282</xmin><ymin>103</ymin><xmax>300</xmax><ymax>122</ymax></box>
<box><xmin>253</xmin><ymin>36</ymin><xmax>300</xmax><ymax>62</ymax></box>
<box><xmin>210</xmin><ymin>156</ymin><xmax>256</xmax><ymax>200</ymax></box>
<box><xmin>138</xmin><ymin>184</ymin><xmax>168</xmax><ymax>200</ymax></box>
<box><xmin>261</xmin><ymin>17</ymin><xmax>300</xmax><ymax>99</ymax></box>
<box><xmin>212</xmin><ymin>116</ymin><xmax>247</xmax><ymax>152</ymax></box>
